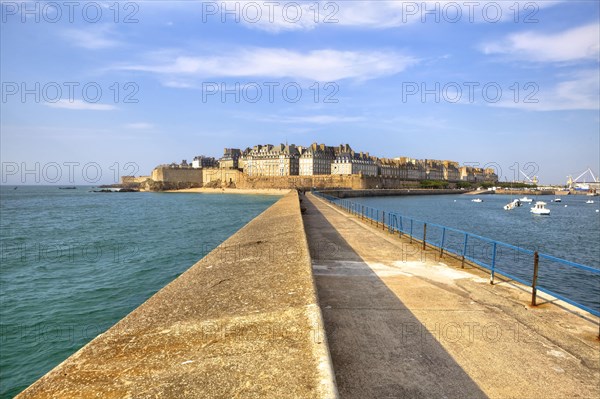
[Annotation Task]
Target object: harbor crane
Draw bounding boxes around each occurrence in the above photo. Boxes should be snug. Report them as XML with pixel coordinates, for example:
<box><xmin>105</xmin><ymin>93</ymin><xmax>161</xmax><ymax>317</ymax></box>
<box><xmin>567</xmin><ymin>168</ymin><xmax>599</xmax><ymax>189</ymax></box>
<box><xmin>519</xmin><ymin>170</ymin><xmax>539</xmax><ymax>185</ymax></box>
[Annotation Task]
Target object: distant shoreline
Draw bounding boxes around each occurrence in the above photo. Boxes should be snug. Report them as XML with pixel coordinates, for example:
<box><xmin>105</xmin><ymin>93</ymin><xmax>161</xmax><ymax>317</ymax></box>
<box><xmin>163</xmin><ymin>187</ymin><xmax>290</xmax><ymax>196</ymax></box>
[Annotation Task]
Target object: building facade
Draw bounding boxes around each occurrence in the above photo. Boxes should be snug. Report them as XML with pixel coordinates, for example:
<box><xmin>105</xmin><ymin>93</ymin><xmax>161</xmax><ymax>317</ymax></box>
<box><xmin>243</xmin><ymin>144</ymin><xmax>300</xmax><ymax>176</ymax></box>
<box><xmin>219</xmin><ymin>148</ymin><xmax>242</xmax><ymax>169</ymax></box>
<box><xmin>331</xmin><ymin>151</ymin><xmax>378</xmax><ymax>176</ymax></box>
<box><xmin>191</xmin><ymin>156</ymin><xmax>217</xmax><ymax>169</ymax></box>
<box><xmin>299</xmin><ymin>143</ymin><xmax>336</xmax><ymax>175</ymax></box>
<box><xmin>459</xmin><ymin>166</ymin><xmax>499</xmax><ymax>182</ymax></box>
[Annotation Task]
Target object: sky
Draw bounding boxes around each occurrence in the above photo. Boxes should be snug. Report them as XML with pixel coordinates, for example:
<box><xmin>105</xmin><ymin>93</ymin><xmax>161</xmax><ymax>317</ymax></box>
<box><xmin>1</xmin><ymin>0</ymin><xmax>599</xmax><ymax>185</ymax></box>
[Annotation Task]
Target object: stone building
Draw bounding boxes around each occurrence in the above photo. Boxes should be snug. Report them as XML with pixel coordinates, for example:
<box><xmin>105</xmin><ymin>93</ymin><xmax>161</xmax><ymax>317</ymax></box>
<box><xmin>459</xmin><ymin>166</ymin><xmax>498</xmax><ymax>182</ymax></box>
<box><xmin>421</xmin><ymin>159</ymin><xmax>444</xmax><ymax>180</ymax></box>
<box><xmin>243</xmin><ymin>144</ymin><xmax>300</xmax><ymax>177</ymax></box>
<box><xmin>299</xmin><ymin>143</ymin><xmax>336</xmax><ymax>176</ymax></box>
<box><xmin>443</xmin><ymin>161</ymin><xmax>461</xmax><ymax>181</ymax></box>
<box><xmin>378</xmin><ymin>158</ymin><xmax>403</xmax><ymax>178</ymax></box>
<box><xmin>191</xmin><ymin>156</ymin><xmax>217</xmax><ymax>169</ymax></box>
<box><xmin>331</xmin><ymin>150</ymin><xmax>378</xmax><ymax>176</ymax></box>
<box><xmin>219</xmin><ymin>148</ymin><xmax>242</xmax><ymax>169</ymax></box>
<box><xmin>393</xmin><ymin>157</ymin><xmax>427</xmax><ymax>180</ymax></box>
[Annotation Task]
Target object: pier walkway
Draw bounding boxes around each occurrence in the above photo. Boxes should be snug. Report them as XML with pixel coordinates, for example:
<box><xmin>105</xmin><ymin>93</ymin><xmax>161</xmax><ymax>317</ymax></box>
<box><xmin>302</xmin><ymin>193</ymin><xmax>599</xmax><ymax>399</ymax></box>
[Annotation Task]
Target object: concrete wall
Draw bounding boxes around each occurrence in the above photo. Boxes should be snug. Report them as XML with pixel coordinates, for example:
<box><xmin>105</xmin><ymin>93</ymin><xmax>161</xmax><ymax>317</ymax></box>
<box><xmin>17</xmin><ymin>192</ymin><xmax>337</xmax><ymax>399</ymax></box>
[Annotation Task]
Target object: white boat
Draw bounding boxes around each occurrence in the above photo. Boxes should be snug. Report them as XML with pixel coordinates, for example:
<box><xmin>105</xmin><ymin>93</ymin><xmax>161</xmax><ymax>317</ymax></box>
<box><xmin>520</xmin><ymin>196</ymin><xmax>533</xmax><ymax>203</ymax></box>
<box><xmin>504</xmin><ymin>199</ymin><xmax>521</xmax><ymax>210</ymax></box>
<box><xmin>553</xmin><ymin>198</ymin><xmax>562</xmax><ymax>203</ymax></box>
<box><xmin>472</xmin><ymin>198</ymin><xmax>483</xmax><ymax>203</ymax></box>
<box><xmin>586</xmin><ymin>200</ymin><xmax>595</xmax><ymax>204</ymax></box>
<box><xmin>531</xmin><ymin>201</ymin><xmax>550</xmax><ymax>215</ymax></box>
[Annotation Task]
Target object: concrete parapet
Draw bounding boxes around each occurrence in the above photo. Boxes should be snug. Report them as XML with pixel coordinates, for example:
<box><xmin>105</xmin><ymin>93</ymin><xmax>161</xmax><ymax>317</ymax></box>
<box><xmin>17</xmin><ymin>192</ymin><xmax>338</xmax><ymax>399</ymax></box>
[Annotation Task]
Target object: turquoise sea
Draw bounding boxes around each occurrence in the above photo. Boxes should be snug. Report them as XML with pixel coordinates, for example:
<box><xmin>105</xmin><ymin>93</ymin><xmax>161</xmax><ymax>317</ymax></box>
<box><xmin>0</xmin><ymin>186</ymin><xmax>280</xmax><ymax>398</ymax></box>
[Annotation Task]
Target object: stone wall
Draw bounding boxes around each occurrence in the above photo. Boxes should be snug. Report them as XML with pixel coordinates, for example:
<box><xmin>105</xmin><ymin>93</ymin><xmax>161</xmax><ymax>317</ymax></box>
<box><xmin>202</xmin><ymin>168</ymin><xmax>244</xmax><ymax>187</ymax></box>
<box><xmin>120</xmin><ymin>175</ymin><xmax>151</xmax><ymax>185</ymax></box>
<box><xmin>146</xmin><ymin>167</ymin><xmax>493</xmax><ymax>191</ymax></box>
<box><xmin>151</xmin><ymin>167</ymin><xmax>203</xmax><ymax>185</ymax></box>
<box><xmin>320</xmin><ymin>188</ymin><xmax>466</xmax><ymax>198</ymax></box>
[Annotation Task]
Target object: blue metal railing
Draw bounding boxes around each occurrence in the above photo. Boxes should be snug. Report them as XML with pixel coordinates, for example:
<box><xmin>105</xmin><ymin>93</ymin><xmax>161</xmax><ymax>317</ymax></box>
<box><xmin>312</xmin><ymin>191</ymin><xmax>600</xmax><ymax>318</ymax></box>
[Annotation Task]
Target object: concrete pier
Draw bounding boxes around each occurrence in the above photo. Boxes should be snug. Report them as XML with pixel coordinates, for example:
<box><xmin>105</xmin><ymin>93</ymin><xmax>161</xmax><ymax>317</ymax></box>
<box><xmin>17</xmin><ymin>192</ymin><xmax>337</xmax><ymax>399</ymax></box>
<box><xmin>302</xmin><ymin>193</ymin><xmax>599</xmax><ymax>399</ymax></box>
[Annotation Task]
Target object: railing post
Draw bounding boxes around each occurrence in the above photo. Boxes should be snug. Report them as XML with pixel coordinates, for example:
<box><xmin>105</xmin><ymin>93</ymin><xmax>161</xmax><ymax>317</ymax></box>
<box><xmin>361</xmin><ymin>205</ymin><xmax>364</xmax><ymax>220</ymax></box>
<box><xmin>410</xmin><ymin>219</ymin><xmax>413</xmax><ymax>243</ymax></box>
<box><xmin>490</xmin><ymin>242</ymin><xmax>497</xmax><ymax>284</ymax></box>
<box><xmin>376</xmin><ymin>210</ymin><xmax>379</xmax><ymax>227</ymax></box>
<box><xmin>382</xmin><ymin>211</ymin><xmax>386</xmax><ymax>230</ymax></box>
<box><xmin>439</xmin><ymin>227</ymin><xmax>446</xmax><ymax>258</ymax></box>
<box><xmin>399</xmin><ymin>216</ymin><xmax>403</xmax><ymax>237</ymax></box>
<box><xmin>531</xmin><ymin>251</ymin><xmax>539</xmax><ymax>306</ymax></box>
<box><xmin>422</xmin><ymin>223</ymin><xmax>427</xmax><ymax>251</ymax></box>
<box><xmin>461</xmin><ymin>234</ymin><xmax>468</xmax><ymax>268</ymax></box>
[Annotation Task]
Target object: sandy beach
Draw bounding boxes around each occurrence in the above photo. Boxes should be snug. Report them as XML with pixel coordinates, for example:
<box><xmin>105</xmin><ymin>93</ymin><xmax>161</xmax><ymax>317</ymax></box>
<box><xmin>164</xmin><ymin>187</ymin><xmax>290</xmax><ymax>196</ymax></box>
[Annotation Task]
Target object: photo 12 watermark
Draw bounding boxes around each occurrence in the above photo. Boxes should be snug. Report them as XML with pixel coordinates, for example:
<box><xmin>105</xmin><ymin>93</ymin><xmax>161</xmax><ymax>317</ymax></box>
<box><xmin>1</xmin><ymin>82</ymin><xmax>140</xmax><ymax>104</ymax></box>
<box><xmin>1</xmin><ymin>161</ymin><xmax>140</xmax><ymax>184</ymax></box>
<box><xmin>200</xmin><ymin>1</ymin><xmax>339</xmax><ymax>24</ymax></box>
<box><xmin>1</xmin><ymin>1</ymin><xmax>140</xmax><ymax>23</ymax></box>
<box><xmin>1</xmin><ymin>241</ymin><xmax>140</xmax><ymax>264</ymax></box>
<box><xmin>197</xmin><ymin>1</ymin><xmax>540</xmax><ymax>27</ymax></box>
<box><xmin>400</xmin><ymin>81</ymin><xmax>539</xmax><ymax>104</ymax></box>
<box><xmin>393</xmin><ymin>1</ymin><xmax>540</xmax><ymax>24</ymax></box>
<box><xmin>201</xmin><ymin>81</ymin><xmax>339</xmax><ymax>104</ymax></box>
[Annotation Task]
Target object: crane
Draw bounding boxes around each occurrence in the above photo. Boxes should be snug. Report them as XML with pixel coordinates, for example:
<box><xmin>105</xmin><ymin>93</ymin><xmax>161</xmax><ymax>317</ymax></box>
<box><xmin>519</xmin><ymin>170</ymin><xmax>539</xmax><ymax>185</ymax></box>
<box><xmin>567</xmin><ymin>168</ymin><xmax>599</xmax><ymax>189</ymax></box>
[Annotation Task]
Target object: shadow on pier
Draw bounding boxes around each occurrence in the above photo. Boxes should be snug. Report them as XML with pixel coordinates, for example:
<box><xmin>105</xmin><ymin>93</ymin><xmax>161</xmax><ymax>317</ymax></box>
<box><xmin>301</xmin><ymin>195</ymin><xmax>487</xmax><ymax>399</ymax></box>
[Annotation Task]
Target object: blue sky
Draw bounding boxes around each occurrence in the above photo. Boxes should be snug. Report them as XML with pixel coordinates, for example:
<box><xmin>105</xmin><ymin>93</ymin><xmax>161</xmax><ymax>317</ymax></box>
<box><xmin>1</xmin><ymin>0</ymin><xmax>599</xmax><ymax>185</ymax></box>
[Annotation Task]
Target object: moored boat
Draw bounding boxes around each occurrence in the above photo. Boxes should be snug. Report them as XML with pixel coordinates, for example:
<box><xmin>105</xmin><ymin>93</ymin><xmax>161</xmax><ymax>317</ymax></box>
<box><xmin>504</xmin><ymin>199</ymin><xmax>521</xmax><ymax>210</ymax></box>
<box><xmin>531</xmin><ymin>201</ymin><xmax>550</xmax><ymax>215</ymax></box>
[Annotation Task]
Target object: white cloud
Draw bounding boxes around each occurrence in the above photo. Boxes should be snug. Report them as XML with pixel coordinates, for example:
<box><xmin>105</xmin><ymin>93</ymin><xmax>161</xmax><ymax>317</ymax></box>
<box><xmin>45</xmin><ymin>100</ymin><xmax>116</xmax><ymax>111</ymax></box>
<box><xmin>492</xmin><ymin>70</ymin><xmax>599</xmax><ymax>111</ymax></box>
<box><xmin>124</xmin><ymin>122</ymin><xmax>154</xmax><ymax>129</ymax></box>
<box><xmin>118</xmin><ymin>48</ymin><xmax>417</xmax><ymax>82</ymax></box>
<box><xmin>481</xmin><ymin>23</ymin><xmax>600</xmax><ymax>62</ymax></box>
<box><xmin>62</xmin><ymin>25</ymin><xmax>120</xmax><ymax>49</ymax></box>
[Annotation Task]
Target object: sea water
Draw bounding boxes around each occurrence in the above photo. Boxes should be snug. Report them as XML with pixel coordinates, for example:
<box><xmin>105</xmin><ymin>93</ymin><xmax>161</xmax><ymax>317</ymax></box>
<box><xmin>0</xmin><ymin>186</ymin><xmax>280</xmax><ymax>398</ymax></box>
